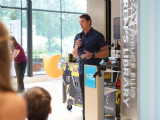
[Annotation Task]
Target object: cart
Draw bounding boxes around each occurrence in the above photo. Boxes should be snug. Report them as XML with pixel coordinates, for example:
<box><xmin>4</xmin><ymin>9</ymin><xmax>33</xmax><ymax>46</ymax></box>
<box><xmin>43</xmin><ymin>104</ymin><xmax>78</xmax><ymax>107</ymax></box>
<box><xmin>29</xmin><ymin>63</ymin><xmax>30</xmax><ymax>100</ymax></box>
<box><xmin>62</xmin><ymin>62</ymin><xmax>83</xmax><ymax>110</ymax></box>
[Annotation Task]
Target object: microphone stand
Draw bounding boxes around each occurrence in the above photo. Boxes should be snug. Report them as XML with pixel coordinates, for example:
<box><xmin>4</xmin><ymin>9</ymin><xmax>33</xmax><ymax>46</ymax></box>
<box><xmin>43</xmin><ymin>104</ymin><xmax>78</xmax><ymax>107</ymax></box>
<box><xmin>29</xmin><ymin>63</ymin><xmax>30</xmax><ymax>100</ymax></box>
<box><xmin>78</xmin><ymin>43</ymin><xmax>114</xmax><ymax>63</ymax></box>
<box><xmin>77</xmin><ymin>43</ymin><xmax>114</xmax><ymax>119</ymax></box>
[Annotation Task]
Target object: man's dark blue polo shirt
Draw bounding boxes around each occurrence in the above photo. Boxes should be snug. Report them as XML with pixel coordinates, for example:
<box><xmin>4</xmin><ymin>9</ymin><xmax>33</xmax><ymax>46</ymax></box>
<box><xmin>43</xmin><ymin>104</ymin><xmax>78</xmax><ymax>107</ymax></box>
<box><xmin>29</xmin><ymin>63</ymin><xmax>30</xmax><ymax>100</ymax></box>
<box><xmin>73</xmin><ymin>27</ymin><xmax>107</xmax><ymax>74</ymax></box>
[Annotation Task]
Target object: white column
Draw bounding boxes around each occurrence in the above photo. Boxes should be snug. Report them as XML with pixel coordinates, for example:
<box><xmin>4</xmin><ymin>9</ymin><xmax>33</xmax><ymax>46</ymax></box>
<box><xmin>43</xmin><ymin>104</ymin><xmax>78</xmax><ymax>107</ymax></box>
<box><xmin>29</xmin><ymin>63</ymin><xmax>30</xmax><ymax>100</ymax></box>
<box><xmin>87</xmin><ymin>0</ymin><xmax>106</xmax><ymax>39</ymax></box>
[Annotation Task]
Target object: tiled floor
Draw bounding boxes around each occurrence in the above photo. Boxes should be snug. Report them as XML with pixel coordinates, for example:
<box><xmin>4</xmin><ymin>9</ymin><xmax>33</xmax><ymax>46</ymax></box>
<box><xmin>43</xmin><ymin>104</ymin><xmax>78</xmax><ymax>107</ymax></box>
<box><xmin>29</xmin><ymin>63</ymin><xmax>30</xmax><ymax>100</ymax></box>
<box><xmin>12</xmin><ymin>80</ymin><xmax>117</xmax><ymax>120</ymax></box>
<box><xmin>12</xmin><ymin>80</ymin><xmax>83</xmax><ymax>120</ymax></box>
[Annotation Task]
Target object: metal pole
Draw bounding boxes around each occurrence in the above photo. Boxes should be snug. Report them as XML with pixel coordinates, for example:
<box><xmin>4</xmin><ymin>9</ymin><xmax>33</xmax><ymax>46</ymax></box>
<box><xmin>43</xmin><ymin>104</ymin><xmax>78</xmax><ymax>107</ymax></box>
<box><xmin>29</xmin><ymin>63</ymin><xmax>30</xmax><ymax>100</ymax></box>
<box><xmin>21</xmin><ymin>0</ymin><xmax>22</xmax><ymax>45</ymax></box>
<box><xmin>26</xmin><ymin>0</ymin><xmax>33</xmax><ymax>77</ymax></box>
<box><xmin>60</xmin><ymin>0</ymin><xmax>62</xmax><ymax>55</ymax></box>
<box><xmin>106</xmin><ymin>0</ymin><xmax>111</xmax><ymax>51</ymax></box>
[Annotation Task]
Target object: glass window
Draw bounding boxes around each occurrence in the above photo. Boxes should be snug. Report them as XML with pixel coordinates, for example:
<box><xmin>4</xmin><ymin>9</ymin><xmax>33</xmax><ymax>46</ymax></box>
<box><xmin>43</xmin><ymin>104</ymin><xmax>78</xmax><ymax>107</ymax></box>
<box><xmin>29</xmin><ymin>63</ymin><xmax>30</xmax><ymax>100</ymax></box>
<box><xmin>62</xmin><ymin>13</ymin><xmax>82</xmax><ymax>61</ymax></box>
<box><xmin>32</xmin><ymin>0</ymin><xmax>60</xmax><ymax>11</ymax></box>
<box><xmin>32</xmin><ymin>11</ymin><xmax>61</xmax><ymax>75</ymax></box>
<box><xmin>0</xmin><ymin>0</ymin><xmax>26</xmax><ymax>8</ymax></box>
<box><xmin>0</xmin><ymin>9</ymin><xmax>25</xmax><ymax>47</ymax></box>
<box><xmin>0</xmin><ymin>0</ymin><xmax>20</xmax><ymax>7</ymax></box>
<box><xmin>22</xmin><ymin>0</ymin><xmax>26</xmax><ymax>8</ymax></box>
<box><xmin>0</xmin><ymin>0</ymin><xmax>87</xmax><ymax>76</ymax></box>
<box><xmin>62</xmin><ymin>0</ymin><xmax>87</xmax><ymax>13</ymax></box>
<box><xmin>0</xmin><ymin>9</ymin><xmax>27</xmax><ymax>75</ymax></box>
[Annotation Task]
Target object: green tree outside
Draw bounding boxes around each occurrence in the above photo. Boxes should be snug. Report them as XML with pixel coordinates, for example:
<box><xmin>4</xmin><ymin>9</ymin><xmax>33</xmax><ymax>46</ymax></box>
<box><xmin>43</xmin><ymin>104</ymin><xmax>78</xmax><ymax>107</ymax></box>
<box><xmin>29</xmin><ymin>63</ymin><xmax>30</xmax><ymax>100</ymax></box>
<box><xmin>0</xmin><ymin>0</ymin><xmax>86</xmax><ymax>60</ymax></box>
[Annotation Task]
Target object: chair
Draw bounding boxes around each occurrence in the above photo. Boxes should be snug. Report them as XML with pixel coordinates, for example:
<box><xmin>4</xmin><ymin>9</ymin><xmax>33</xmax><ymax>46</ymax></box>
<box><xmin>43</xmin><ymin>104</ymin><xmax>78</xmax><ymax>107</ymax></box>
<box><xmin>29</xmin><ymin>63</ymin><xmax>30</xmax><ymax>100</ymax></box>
<box><xmin>32</xmin><ymin>64</ymin><xmax>44</xmax><ymax>72</ymax></box>
<box><xmin>43</xmin><ymin>54</ymin><xmax>62</xmax><ymax>81</ymax></box>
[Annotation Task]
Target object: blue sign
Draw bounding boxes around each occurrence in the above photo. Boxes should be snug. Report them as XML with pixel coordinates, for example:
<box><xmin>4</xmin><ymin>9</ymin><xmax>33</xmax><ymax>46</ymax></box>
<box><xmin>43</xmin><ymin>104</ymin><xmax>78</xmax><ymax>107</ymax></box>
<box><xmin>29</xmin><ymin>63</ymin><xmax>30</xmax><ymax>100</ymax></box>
<box><xmin>85</xmin><ymin>66</ymin><xmax>96</xmax><ymax>89</ymax></box>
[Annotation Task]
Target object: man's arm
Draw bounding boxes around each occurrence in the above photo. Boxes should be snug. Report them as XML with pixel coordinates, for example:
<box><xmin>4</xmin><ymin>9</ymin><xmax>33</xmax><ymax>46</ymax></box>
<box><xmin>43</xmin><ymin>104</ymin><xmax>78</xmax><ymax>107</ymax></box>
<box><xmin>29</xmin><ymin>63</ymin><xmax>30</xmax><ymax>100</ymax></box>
<box><xmin>82</xmin><ymin>46</ymin><xmax>109</xmax><ymax>59</ymax></box>
<box><xmin>95</xmin><ymin>45</ymin><xmax>109</xmax><ymax>58</ymax></box>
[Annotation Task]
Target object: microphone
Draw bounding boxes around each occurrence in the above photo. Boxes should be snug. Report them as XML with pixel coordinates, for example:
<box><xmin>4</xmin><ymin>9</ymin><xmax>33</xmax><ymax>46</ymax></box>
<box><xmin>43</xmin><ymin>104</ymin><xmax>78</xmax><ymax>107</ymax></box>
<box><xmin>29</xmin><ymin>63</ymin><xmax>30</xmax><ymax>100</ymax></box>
<box><xmin>79</xmin><ymin>33</ymin><xmax>85</xmax><ymax>51</ymax></box>
<box><xmin>93</xmin><ymin>57</ymin><xmax>108</xmax><ymax>78</ymax></box>
<box><xmin>108</xmin><ymin>43</ymin><xmax>114</xmax><ymax>48</ymax></box>
<box><xmin>79</xmin><ymin>33</ymin><xmax>83</xmax><ymax>39</ymax></box>
<box><xmin>99</xmin><ymin>57</ymin><xmax>108</xmax><ymax>67</ymax></box>
<box><xmin>111</xmin><ymin>43</ymin><xmax>114</xmax><ymax>47</ymax></box>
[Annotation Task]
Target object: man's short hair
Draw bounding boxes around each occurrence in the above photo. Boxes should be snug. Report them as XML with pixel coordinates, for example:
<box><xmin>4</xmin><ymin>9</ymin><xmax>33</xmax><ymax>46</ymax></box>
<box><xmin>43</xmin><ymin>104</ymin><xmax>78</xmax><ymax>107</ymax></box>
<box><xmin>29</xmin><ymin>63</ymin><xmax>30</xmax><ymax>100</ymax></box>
<box><xmin>79</xmin><ymin>14</ymin><xmax>92</xmax><ymax>26</ymax></box>
<box><xmin>23</xmin><ymin>87</ymin><xmax>51</xmax><ymax>120</ymax></box>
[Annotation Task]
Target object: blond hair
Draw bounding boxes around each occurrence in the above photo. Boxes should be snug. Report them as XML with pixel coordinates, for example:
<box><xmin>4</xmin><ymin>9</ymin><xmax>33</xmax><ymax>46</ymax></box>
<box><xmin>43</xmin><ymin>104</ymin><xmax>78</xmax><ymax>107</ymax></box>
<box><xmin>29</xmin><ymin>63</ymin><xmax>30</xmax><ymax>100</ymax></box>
<box><xmin>0</xmin><ymin>21</ymin><xmax>9</xmax><ymax>43</ymax></box>
<box><xmin>0</xmin><ymin>20</ymin><xmax>13</xmax><ymax>92</ymax></box>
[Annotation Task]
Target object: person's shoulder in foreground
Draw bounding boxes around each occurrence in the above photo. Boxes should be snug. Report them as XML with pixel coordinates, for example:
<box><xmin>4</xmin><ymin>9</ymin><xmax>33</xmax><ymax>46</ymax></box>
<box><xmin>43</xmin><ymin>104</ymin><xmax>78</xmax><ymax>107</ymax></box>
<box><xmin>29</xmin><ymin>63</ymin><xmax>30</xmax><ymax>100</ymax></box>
<box><xmin>23</xmin><ymin>87</ymin><xmax>52</xmax><ymax>120</ymax></box>
<box><xmin>0</xmin><ymin>91</ymin><xmax>27</xmax><ymax>120</ymax></box>
<box><xmin>0</xmin><ymin>20</ymin><xmax>27</xmax><ymax>120</ymax></box>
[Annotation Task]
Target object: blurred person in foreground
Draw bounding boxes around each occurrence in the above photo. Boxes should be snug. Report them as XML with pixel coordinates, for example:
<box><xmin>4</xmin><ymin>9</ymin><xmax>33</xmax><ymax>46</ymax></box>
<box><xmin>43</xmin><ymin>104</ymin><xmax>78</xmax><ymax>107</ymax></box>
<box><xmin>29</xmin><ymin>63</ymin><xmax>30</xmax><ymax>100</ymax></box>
<box><xmin>0</xmin><ymin>20</ymin><xmax>27</xmax><ymax>120</ymax></box>
<box><xmin>23</xmin><ymin>87</ymin><xmax>52</xmax><ymax>120</ymax></box>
